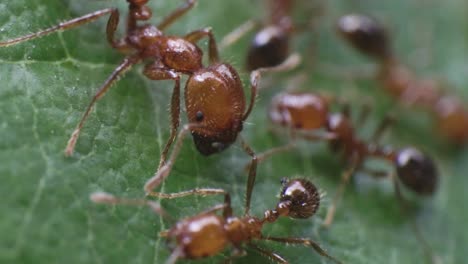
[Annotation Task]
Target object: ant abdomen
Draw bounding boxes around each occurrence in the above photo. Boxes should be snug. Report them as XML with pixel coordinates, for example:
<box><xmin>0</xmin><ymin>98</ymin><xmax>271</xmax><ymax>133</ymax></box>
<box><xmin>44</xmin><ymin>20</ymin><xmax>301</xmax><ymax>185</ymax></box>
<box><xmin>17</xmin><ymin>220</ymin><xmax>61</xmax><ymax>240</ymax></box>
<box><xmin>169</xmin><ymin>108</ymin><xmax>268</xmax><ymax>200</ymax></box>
<box><xmin>279</xmin><ymin>178</ymin><xmax>320</xmax><ymax>219</ymax></box>
<box><xmin>185</xmin><ymin>63</ymin><xmax>246</xmax><ymax>155</ymax></box>
<box><xmin>337</xmin><ymin>14</ymin><xmax>391</xmax><ymax>61</ymax></box>
<box><xmin>394</xmin><ymin>147</ymin><xmax>438</xmax><ymax>195</ymax></box>
<box><xmin>166</xmin><ymin>213</ymin><xmax>228</xmax><ymax>259</ymax></box>
<box><xmin>269</xmin><ymin>93</ymin><xmax>329</xmax><ymax>130</ymax></box>
<box><xmin>246</xmin><ymin>25</ymin><xmax>290</xmax><ymax>71</ymax></box>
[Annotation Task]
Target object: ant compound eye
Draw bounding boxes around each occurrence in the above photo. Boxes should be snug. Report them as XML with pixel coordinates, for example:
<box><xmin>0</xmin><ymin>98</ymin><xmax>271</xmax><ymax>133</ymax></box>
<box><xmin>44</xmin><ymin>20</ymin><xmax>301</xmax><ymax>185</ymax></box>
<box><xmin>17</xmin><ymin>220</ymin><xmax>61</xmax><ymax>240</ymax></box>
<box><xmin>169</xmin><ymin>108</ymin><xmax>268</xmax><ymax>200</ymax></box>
<box><xmin>395</xmin><ymin>148</ymin><xmax>438</xmax><ymax>195</ymax></box>
<box><xmin>337</xmin><ymin>14</ymin><xmax>391</xmax><ymax>60</ymax></box>
<box><xmin>196</xmin><ymin>111</ymin><xmax>204</xmax><ymax>122</ymax></box>
<box><xmin>279</xmin><ymin>178</ymin><xmax>320</xmax><ymax>219</ymax></box>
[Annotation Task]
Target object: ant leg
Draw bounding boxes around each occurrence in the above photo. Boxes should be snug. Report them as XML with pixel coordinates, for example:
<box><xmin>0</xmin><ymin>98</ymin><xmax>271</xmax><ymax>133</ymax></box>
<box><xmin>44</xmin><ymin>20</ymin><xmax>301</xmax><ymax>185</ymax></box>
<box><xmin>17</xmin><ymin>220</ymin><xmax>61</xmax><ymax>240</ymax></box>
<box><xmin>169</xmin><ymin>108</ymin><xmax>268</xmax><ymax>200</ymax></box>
<box><xmin>147</xmin><ymin>188</ymin><xmax>233</xmax><ymax>218</ymax></box>
<box><xmin>323</xmin><ymin>158</ymin><xmax>359</xmax><ymax>228</ymax></box>
<box><xmin>219</xmin><ymin>19</ymin><xmax>259</xmax><ymax>50</ymax></box>
<box><xmin>355</xmin><ymin>101</ymin><xmax>372</xmax><ymax>129</ymax></box>
<box><xmin>144</xmin><ymin>124</ymin><xmax>200</xmax><ymax>194</ymax></box>
<box><xmin>0</xmin><ymin>8</ymin><xmax>115</xmax><ymax>47</ymax></box>
<box><xmin>184</xmin><ymin>27</ymin><xmax>220</xmax><ymax>64</ymax></box>
<box><xmin>240</xmin><ymin>137</ymin><xmax>257</xmax><ymax>216</ymax></box>
<box><xmin>65</xmin><ymin>55</ymin><xmax>141</xmax><ymax>156</ymax></box>
<box><xmin>261</xmin><ymin>237</ymin><xmax>342</xmax><ymax>264</ymax></box>
<box><xmin>244</xmin><ymin>53</ymin><xmax>302</xmax><ymax>120</ymax></box>
<box><xmin>105</xmin><ymin>9</ymin><xmax>130</xmax><ymax>52</ymax></box>
<box><xmin>90</xmin><ymin>191</ymin><xmax>165</xmax><ymax>216</ymax></box>
<box><xmin>392</xmin><ymin>175</ymin><xmax>442</xmax><ymax>264</ymax></box>
<box><xmin>157</xmin><ymin>0</ymin><xmax>196</xmax><ymax>31</ymax></box>
<box><xmin>248</xmin><ymin>243</ymin><xmax>287</xmax><ymax>264</ymax></box>
<box><xmin>143</xmin><ymin>64</ymin><xmax>181</xmax><ymax>169</ymax></box>
<box><xmin>221</xmin><ymin>248</ymin><xmax>247</xmax><ymax>264</ymax></box>
<box><xmin>371</xmin><ymin>114</ymin><xmax>395</xmax><ymax>143</ymax></box>
<box><xmin>165</xmin><ymin>246</ymin><xmax>184</xmax><ymax>264</ymax></box>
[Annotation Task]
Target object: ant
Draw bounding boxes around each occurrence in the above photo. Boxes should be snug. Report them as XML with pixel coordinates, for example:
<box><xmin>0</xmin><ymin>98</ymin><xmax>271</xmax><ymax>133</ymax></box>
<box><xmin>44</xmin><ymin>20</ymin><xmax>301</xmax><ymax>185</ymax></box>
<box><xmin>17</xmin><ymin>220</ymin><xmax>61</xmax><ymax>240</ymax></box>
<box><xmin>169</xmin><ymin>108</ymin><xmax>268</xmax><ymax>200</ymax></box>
<box><xmin>221</xmin><ymin>0</ymin><xmax>314</xmax><ymax>71</ymax></box>
<box><xmin>266</xmin><ymin>91</ymin><xmax>440</xmax><ymax>263</ymax></box>
<box><xmin>337</xmin><ymin>14</ymin><xmax>468</xmax><ymax>144</ymax></box>
<box><xmin>0</xmin><ymin>0</ymin><xmax>299</xmax><ymax>208</ymax></box>
<box><xmin>91</xmin><ymin>177</ymin><xmax>343</xmax><ymax>264</ymax></box>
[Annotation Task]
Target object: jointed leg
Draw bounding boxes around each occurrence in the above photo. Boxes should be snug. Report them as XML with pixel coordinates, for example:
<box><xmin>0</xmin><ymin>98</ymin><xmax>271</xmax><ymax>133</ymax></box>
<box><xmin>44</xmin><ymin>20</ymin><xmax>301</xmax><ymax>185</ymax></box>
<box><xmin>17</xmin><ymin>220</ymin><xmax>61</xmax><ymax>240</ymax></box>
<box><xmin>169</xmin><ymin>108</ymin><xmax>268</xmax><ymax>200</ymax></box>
<box><xmin>323</xmin><ymin>157</ymin><xmax>359</xmax><ymax>228</ymax></box>
<box><xmin>392</xmin><ymin>176</ymin><xmax>441</xmax><ymax>264</ymax></box>
<box><xmin>184</xmin><ymin>27</ymin><xmax>220</xmax><ymax>64</ymax></box>
<box><xmin>144</xmin><ymin>124</ymin><xmax>201</xmax><ymax>194</ymax></box>
<box><xmin>219</xmin><ymin>19</ymin><xmax>258</xmax><ymax>50</ymax></box>
<box><xmin>244</xmin><ymin>53</ymin><xmax>302</xmax><ymax>120</ymax></box>
<box><xmin>0</xmin><ymin>8</ymin><xmax>115</xmax><ymax>47</ymax></box>
<box><xmin>240</xmin><ymin>137</ymin><xmax>257</xmax><ymax>216</ymax></box>
<box><xmin>65</xmin><ymin>55</ymin><xmax>141</xmax><ymax>156</ymax></box>
<box><xmin>248</xmin><ymin>243</ymin><xmax>287</xmax><ymax>264</ymax></box>
<box><xmin>221</xmin><ymin>248</ymin><xmax>247</xmax><ymax>264</ymax></box>
<box><xmin>371</xmin><ymin>114</ymin><xmax>395</xmax><ymax>143</ymax></box>
<box><xmin>106</xmin><ymin>9</ymin><xmax>130</xmax><ymax>52</ymax></box>
<box><xmin>262</xmin><ymin>236</ymin><xmax>342</xmax><ymax>264</ymax></box>
<box><xmin>157</xmin><ymin>0</ymin><xmax>196</xmax><ymax>31</ymax></box>
<box><xmin>90</xmin><ymin>191</ymin><xmax>165</xmax><ymax>216</ymax></box>
<box><xmin>143</xmin><ymin>63</ymin><xmax>182</xmax><ymax>169</ymax></box>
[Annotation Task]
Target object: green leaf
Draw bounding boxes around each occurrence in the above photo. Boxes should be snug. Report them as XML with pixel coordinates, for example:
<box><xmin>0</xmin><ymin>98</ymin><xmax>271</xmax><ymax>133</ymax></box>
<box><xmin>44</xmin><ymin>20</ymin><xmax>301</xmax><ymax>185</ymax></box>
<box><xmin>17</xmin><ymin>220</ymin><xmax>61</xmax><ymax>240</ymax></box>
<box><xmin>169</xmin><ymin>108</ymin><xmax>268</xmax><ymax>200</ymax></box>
<box><xmin>1</xmin><ymin>0</ymin><xmax>467</xmax><ymax>263</ymax></box>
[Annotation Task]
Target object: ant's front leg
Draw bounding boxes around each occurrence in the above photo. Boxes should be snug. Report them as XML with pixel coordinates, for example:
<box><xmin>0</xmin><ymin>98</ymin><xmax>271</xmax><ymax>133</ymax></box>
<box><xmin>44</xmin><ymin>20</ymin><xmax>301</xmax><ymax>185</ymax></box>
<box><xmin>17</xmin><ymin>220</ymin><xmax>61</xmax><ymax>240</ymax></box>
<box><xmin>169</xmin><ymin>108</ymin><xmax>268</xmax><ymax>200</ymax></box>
<box><xmin>143</xmin><ymin>62</ymin><xmax>182</xmax><ymax>170</ymax></box>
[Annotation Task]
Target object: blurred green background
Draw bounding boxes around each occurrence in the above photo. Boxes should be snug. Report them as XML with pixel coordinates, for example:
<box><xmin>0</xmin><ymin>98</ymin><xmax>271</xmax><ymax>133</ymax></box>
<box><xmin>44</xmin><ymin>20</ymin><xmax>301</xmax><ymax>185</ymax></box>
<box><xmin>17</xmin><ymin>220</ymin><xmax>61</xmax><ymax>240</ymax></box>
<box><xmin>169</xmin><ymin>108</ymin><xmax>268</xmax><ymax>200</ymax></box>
<box><xmin>1</xmin><ymin>0</ymin><xmax>467</xmax><ymax>263</ymax></box>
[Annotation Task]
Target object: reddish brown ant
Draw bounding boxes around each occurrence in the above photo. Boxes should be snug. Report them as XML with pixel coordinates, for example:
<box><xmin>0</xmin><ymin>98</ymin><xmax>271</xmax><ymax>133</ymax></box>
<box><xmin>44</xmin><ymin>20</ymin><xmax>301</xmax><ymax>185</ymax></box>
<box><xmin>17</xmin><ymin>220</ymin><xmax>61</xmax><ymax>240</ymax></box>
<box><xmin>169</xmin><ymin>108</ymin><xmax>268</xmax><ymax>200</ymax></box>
<box><xmin>0</xmin><ymin>0</ymin><xmax>299</xmax><ymax>208</ymax></box>
<box><xmin>337</xmin><ymin>14</ymin><xmax>468</xmax><ymax>144</ymax></box>
<box><xmin>266</xmin><ymin>91</ymin><xmax>440</xmax><ymax>263</ymax></box>
<box><xmin>91</xmin><ymin>177</ymin><xmax>342</xmax><ymax>264</ymax></box>
<box><xmin>220</xmin><ymin>0</ymin><xmax>315</xmax><ymax>71</ymax></box>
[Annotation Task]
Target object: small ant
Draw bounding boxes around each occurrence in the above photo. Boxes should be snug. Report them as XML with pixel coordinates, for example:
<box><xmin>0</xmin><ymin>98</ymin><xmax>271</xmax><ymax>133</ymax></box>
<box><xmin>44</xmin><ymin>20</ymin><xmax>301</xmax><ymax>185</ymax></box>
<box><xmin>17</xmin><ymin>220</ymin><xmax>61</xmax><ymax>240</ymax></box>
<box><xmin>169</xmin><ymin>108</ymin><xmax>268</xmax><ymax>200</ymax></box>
<box><xmin>337</xmin><ymin>14</ymin><xmax>468</xmax><ymax>144</ymax></box>
<box><xmin>265</xmin><ymin>91</ymin><xmax>440</xmax><ymax>263</ymax></box>
<box><xmin>220</xmin><ymin>0</ymin><xmax>303</xmax><ymax>71</ymax></box>
<box><xmin>91</xmin><ymin>177</ymin><xmax>342</xmax><ymax>264</ymax></box>
<box><xmin>0</xmin><ymin>0</ymin><xmax>299</xmax><ymax>209</ymax></box>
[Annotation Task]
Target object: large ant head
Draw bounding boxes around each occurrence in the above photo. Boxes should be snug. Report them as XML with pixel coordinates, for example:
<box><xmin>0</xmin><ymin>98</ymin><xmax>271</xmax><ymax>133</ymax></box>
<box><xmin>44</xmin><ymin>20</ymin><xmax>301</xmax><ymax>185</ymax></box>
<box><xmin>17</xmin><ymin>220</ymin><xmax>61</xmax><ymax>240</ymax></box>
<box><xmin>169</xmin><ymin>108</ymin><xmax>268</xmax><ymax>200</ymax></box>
<box><xmin>269</xmin><ymin>93</ymin><xmax>329</xmax><ymax>130</ymax></box>
<box><xmin>278</xmin><ymin>178</ymin><xmax>320</xmax><ymax>219</ymax></box>
<box><xmin>185</xmin><ymin>63</ymin><xmax>246</xmax><ymax>155</ymax></box>
<box><xmin>246</xmin><ymin>25</ymin><xmax>289</xmax><ymax>71</ymax></box>
<box><xmin>395</xmin><ymin>147</ymin><xmax>438</xmax><ymax>195</ymax></box>
<box><xmin>337</xmin><ymin>14</ymin><xmax>391</xmax><ymax>61</ymax></box>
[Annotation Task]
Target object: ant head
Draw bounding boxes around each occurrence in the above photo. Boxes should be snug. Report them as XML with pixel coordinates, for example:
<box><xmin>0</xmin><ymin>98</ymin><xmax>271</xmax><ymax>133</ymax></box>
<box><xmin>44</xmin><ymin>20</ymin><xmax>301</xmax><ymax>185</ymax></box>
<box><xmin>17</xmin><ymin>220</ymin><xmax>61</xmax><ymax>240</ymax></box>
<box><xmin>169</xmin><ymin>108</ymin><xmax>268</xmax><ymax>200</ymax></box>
<box><xmin>185</xmin><ymin>64</ymin><xmax>246</xmax><ymax>155</ymax></box>
<box><xmin>278</xmin><ymin>178</ymin><xmax>320</xmax><ymax>219</ymax></box>
<box><xmin>269</xmin><ymin>93</ymin><xmax>329</xmax><ymax>130</ymax></box>
<box><xmin>395</xmin><ymin>148</ymin><xmax>438</xmax><ymax>195</ymax></box>
<box><xmin>337</xmin><ymin>14</ymin><xmax>391</xmax><ymax>61</ymax></box>
<box><xmin>246</xmin><ymin>26</ymin><xmax>289</xmax><ymax>71</ymax></box>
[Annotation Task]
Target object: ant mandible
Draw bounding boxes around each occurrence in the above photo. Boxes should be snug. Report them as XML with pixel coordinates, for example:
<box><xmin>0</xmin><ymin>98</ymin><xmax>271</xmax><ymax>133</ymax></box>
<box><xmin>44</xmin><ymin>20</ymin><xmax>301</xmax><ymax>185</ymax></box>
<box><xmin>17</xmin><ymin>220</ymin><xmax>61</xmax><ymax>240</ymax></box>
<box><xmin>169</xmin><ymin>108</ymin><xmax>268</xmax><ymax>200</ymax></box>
<box><xmin>267</xmin><ymin>91</ymin><xmax>440</xmax><ymax>263</ymax></box>
<box><xmin>337</xmin><ymin>14</ymin><xmax>468</xmax><ymax>144</ymax></box>
<box><xmin>0</xmin><ymin>0</ymin><xmax>299</xmax><ymax>208</ymax></box>
<box><xmin>91</xmin><ymin>177</ymin><xmax>342</xmax><ymax>264</ymax></box>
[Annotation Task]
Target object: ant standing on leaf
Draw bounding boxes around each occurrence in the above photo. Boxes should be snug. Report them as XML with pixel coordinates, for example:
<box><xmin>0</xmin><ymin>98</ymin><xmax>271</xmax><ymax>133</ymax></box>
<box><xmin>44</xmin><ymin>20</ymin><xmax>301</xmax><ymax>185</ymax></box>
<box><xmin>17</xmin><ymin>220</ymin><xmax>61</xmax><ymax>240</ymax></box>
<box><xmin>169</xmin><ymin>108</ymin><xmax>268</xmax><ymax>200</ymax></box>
<box><xmin>91</xmin><ymin>177</ymin><xmax>343</xmax><ymax>264</ymax></box>
<box><xmin>266</xmin><ymin>91</ymin><xmax>441</xmax><ymax>263</ymax></box>
<box><xmin>0</xmin><ymin>0</ymin><xmax>300</xmax><ymax>210</ymax></box>
<box><xmin>337</xmin><ymin>14</ymin><xmax>468</xmax><ymax>144</ymax></box>
<box><xmin>221</xmin><ymin>0</ymin><xmax>314</xmax><ymax>71</ymax></box>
